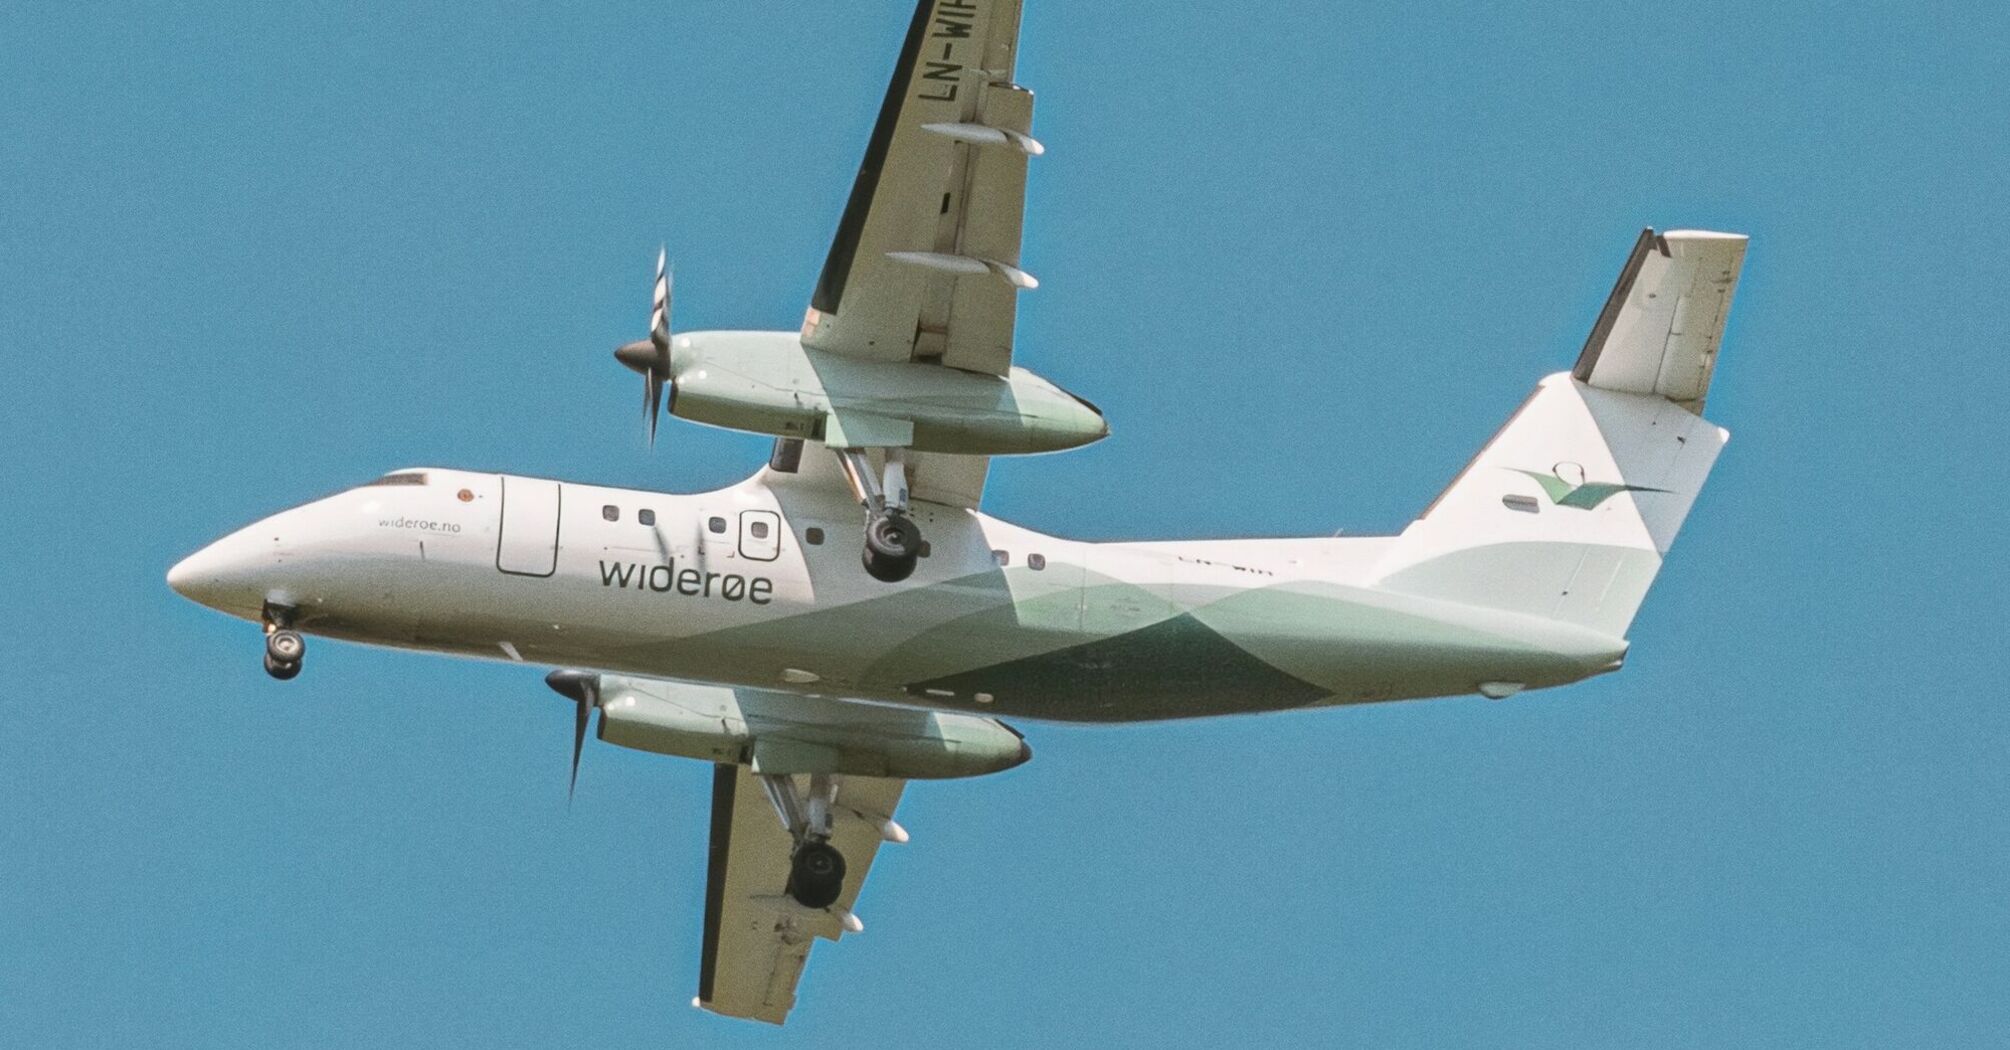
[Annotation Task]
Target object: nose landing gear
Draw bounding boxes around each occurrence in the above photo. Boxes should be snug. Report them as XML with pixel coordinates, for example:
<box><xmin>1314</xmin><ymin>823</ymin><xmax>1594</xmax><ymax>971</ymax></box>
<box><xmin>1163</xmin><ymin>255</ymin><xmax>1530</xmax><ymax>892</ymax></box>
<box><xmin>262</xmin><ymin>603</ymin><xmax>304</xmax><ymax>680</ymax></box>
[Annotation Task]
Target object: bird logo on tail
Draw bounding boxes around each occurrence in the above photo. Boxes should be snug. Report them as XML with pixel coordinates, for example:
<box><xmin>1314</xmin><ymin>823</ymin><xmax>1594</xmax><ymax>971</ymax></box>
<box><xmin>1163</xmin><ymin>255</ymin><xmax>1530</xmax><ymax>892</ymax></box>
<box><xmin>1510</xmin><ymin>462</ymin><xmax>1667</xmax><ymax>510</ymax></box>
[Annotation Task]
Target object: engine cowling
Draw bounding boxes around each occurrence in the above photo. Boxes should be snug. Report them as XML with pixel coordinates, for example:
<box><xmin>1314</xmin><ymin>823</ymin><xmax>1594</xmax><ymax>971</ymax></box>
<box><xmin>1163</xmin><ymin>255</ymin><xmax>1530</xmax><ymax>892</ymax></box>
<box><xmin>662</xmin><ymin>330</ymin><xmax>1107</xmax><ymax>456</ymax></box>
<box><xmin>590</xmin><ymin>674</ymin><xmax>1031</xmax><ymax>780</ymax></box>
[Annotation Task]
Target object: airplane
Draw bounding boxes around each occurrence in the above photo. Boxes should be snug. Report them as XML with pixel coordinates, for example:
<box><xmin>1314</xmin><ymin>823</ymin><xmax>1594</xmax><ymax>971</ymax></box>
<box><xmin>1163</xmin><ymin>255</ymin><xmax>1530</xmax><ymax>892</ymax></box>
<box><xmin>165</xmin><ymin>0</ymin><xmax>1748</xmax><ymax>1027</ymax></box>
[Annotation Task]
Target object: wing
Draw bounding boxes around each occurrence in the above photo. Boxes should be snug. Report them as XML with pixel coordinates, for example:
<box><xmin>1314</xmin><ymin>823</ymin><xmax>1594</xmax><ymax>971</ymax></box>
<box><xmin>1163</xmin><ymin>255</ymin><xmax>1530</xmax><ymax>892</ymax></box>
<box><xmin>697</xmin><ymin>765</ymin><xmax>907</xmax><ymax>1025</ymax></box>
<box><xmin>1573</xmin><ymin>228</ymin><xmax>1749</xmax><ymax>413</ymax></box>
<box><xmin>767</xmin><ymin>437</ymin><xmax>990</xmax><ymax>511</ymax></box>
<box><xmin>800</xmin><ymin>0</ymin><xmax>1035</xmax><ymax>377</ymax></box>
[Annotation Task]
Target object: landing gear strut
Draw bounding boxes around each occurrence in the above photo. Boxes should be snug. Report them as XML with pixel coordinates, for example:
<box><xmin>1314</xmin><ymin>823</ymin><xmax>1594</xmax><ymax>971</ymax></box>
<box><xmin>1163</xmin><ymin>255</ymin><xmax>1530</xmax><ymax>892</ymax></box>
<box><xmin>262</xmin><ymin>602</ymin><xmax>304</xmax><ymax>680</ymax></box>
<box><xmin>760</xmin><ymin>772</ymin><xmax>849</xmax><ymax>909</ymax></box>
<box><xmin>835</xmin><ymin>448</ymin><xmax>920</xmax><ymax>583</ymax></box>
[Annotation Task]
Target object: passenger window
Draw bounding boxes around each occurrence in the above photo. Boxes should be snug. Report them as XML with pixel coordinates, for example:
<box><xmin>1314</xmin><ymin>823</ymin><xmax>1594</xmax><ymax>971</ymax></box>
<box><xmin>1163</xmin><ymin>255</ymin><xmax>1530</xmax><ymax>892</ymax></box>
<box><xmin>602</xmin><ymin>505</ymin><xmax>620</xmax><ymax>522</ymax></box>
<box><xmin>1028</xmin><ymin>553</ymin><xmax>1046</xmax><ymax>571</ymax></box>
<box><xmin>750</xmin><ymin>520</ymin><xmax>770</xmax><ymax>540</ymax></box>
<box><xmin>708</xmin><ymin>516</ymin><xmax>727</xmax><ymax>534</ymax></box>
<box><xmin>638</xmin><ymin>509</ymin><xmax>656</xmax><ymax>526</ymax></box>
<box><xmin>805</xmin><ymin>527</ymin><xmax>825</xmax><ymax>545</ymax></box>
<box><xmin>993</xmin><ymin>550</ymin><xmax>1010</xmax><ymax>566</ymax></box>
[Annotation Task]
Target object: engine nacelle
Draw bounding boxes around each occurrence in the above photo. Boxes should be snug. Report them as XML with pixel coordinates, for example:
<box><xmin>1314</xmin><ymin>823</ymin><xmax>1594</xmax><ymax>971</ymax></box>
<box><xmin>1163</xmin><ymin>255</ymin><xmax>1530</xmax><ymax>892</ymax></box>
<box><xmin>663</xmin><ymin>330</ymin><xmax>1107</xmax><ymax>456</ymax></box>
<box><xmin>591</xmin><ymin>674</ymin><xmax>1031</xmax><ymax>780</ymax></box>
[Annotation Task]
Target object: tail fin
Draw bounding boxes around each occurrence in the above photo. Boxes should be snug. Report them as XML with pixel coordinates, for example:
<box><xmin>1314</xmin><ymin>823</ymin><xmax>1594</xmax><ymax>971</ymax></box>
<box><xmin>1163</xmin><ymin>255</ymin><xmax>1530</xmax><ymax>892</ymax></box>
<box><xmin>1371</xmin><ymin>229</ymin><xmax>1746</xmax><ymax>638</ymax></box>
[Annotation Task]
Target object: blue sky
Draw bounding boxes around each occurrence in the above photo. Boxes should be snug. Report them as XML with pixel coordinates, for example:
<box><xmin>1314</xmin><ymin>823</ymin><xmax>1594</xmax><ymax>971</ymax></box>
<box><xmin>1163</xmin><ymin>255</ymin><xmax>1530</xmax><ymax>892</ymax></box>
<box><xmin>4</xmin><ymin>1</ymin><xmax>2007</xmax><ymax>1045</ymax></box>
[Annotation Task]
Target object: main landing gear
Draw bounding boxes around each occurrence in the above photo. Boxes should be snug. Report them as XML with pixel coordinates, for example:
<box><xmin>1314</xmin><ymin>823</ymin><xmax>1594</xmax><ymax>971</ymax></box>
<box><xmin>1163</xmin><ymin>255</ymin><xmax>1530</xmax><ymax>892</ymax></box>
<box><xmin>835</xmin><ymin>448</ymin><xmax>921</xmax><ymax>583</ymax></box>
<box><xmin>760</xmin><ymin>772</ymin><xmax>848</xmax><ymax>909</ymax></box>
<box><xmin>262</xmin><ymin>602</ymin><xmax>304</xmax><ymax>680</ymax></box>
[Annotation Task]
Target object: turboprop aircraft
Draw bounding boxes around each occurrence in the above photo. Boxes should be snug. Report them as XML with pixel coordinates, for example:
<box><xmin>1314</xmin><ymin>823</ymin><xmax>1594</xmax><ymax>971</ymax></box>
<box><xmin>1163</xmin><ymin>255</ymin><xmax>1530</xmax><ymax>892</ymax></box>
<box><xmin>166</xmin><ymin>0</ymin><xmax>1748</xmax><ymax>1026</ymax></box>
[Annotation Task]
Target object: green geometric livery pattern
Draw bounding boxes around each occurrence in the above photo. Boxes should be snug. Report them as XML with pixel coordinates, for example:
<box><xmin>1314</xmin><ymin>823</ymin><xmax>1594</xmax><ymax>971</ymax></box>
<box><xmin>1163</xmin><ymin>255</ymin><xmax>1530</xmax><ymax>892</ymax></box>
<box><xmin>1511</xmin><ymin>468</ymin><xmax>1667</xmax><ymax>510</ymax></box>
<box><xmin>906</xmin><ymin>612</ymin><xmax>1330</xmax><ymax>721</ymax></box>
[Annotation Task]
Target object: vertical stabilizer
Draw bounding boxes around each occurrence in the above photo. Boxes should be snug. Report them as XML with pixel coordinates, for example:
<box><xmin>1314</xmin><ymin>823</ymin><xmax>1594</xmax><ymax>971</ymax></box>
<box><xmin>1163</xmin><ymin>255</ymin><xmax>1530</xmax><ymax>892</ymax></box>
<box><xmin>1369</xmin><ymin>229</ymin><xmax>1745</xmax><ymax>638</ymax></box>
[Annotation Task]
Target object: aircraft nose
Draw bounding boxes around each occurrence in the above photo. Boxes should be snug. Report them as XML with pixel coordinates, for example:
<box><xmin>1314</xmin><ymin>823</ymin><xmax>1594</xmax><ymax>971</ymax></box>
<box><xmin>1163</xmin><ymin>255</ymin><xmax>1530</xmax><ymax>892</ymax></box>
<box><xmin>166</xmin><ymin>541</ymin><xmax>230</xmax><ymax>603</ymax></box>
<box><xmin>165</xmin><ymin>550</ymin><xmax>198</xmax><ymax>596</ymax></box>
<box><xmin>167</xmin><ymin>527</ymin><xmax>278</xmax><ymax>613</ymax></box>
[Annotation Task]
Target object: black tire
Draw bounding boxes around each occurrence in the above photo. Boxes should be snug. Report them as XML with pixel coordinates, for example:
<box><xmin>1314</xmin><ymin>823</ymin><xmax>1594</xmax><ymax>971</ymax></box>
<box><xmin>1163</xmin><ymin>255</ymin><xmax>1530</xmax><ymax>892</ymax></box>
<box><xmin>861</xmin><ymin>514</ymin><xmax>920</xmax><ymax>582</ymax></box>
<box><xmin>865</xmin><ymin>512</ymin><xmax>920</xmax><ymax>558</ymax></box>
<box><xmin>862</xmin><ymin>544</ymin><xmax>918</xmax><ymax>583</ymax></box>
<box><xmin>266</xmin><ymin>629</ymin><xmax>306</xmax><ymax>664</ymax></box>
<box><xmin>787</xmin><ymin>842</ymin><xmax>847</xmax><ymax>909</ymax></box>
<box><xmin>264</xmin><ymin>653</ymin><xmax>302</xmax><ymax>681</ymax></box>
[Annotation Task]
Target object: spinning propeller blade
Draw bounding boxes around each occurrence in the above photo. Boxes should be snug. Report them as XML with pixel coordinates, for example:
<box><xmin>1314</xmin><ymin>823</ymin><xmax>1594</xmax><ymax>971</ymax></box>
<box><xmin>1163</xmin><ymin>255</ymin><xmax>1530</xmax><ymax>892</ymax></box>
<box><xmin>645</xmin><ymin>247</ymin><xmax>672</xmax><ymax>447</ymax></box>
<box><xmin>645</xmin><ymin>372</ymin><xmax>663</xmax><ymax>446</ymax></box>
<box><xmin>615</xmin><ymin>246</ymin><xmax>676</xmax><ymax>447</ymax></box>
<box><xmin>545</xmin><ymin>670</ymin><xmax>599</xmax><ymax>801</ymax></box>
<box><xmin>570</xmin><ymin>692</ymin><xmax>590</xmax><ymax>799</ymax></box>
<box><xmin>650</xmin><ymin>246</ymin><xmax>671</xmax><ymax>349</ymax></box>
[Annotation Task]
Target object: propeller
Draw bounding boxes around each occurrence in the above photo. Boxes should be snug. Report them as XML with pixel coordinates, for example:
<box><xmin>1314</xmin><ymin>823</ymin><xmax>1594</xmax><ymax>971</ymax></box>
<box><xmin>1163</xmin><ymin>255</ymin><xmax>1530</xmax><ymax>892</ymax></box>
<box><xmin>614</xmin><ymin>247</ymin><xmax>674</xmax><ymax>446</ymax></box>
<box><xmin>545</xmin><ymin>669</ymin><xmax>601</xmax><ymax>800</ymax></box>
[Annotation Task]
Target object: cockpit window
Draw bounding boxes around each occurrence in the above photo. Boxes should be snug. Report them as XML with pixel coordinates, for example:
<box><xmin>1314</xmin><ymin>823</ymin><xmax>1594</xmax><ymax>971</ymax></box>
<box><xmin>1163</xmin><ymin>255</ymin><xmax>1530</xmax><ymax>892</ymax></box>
<box><xmin>361</xmin><ymin>472</ymin><xmax>428</xmax><ymax>487</ymax></box>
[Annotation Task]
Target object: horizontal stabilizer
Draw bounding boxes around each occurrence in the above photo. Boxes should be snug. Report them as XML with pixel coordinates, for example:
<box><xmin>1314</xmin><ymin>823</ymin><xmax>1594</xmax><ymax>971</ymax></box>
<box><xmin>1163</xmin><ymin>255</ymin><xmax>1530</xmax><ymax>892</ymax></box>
<box><xmin>1574</xmin><ymin>228</ymin><xmax>1747</xmax><ymax>413</ymax></box>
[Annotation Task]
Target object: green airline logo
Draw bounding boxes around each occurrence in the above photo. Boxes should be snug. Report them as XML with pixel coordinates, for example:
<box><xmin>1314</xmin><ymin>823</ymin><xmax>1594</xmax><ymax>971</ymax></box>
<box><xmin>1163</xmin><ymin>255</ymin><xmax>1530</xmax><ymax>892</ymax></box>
<box><xmin>1510</xmin><ymin>463</ymin><xmax>1666</xmax><ymax>510</ymax></box>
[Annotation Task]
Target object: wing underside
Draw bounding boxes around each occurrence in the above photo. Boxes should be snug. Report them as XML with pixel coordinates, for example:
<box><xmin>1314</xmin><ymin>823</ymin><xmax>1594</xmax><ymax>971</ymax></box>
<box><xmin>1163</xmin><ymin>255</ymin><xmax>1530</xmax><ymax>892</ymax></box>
<box><xmin>768</xmin><ymin>436</ymin><xmax>990</xmax><ymax>512</ymax></box>
<box><xmin>801</xmin><ymin>0</ymin><xmax>1032</xmax><ymax>376</ymax></box>
<box><xmin>697</xmin><ymin>766</ymin><xmax>906</xmax><ymax>1025</ymax></box>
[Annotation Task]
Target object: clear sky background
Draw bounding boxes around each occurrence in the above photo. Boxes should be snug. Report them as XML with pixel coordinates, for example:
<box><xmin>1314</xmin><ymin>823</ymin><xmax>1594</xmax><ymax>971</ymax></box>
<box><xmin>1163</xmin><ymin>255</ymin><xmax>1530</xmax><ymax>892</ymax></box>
<box><xmin>4</xmin><ymin>1</ymin><xmax>2007</xmax><ymax>1046</ymax></box>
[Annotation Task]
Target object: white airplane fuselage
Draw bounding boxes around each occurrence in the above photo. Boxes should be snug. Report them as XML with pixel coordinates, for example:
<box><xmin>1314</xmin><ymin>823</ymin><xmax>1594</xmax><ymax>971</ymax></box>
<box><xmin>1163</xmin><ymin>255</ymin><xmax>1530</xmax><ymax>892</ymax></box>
<box><xmin>148</xmin><ymin>0</ymin><xmax>1744</xmax><ymax>1010</ymax></box>
<box><xmin>169</xmin><ymin>463</ymin><xmax>1629</xmax><ymax>722</ymax></box>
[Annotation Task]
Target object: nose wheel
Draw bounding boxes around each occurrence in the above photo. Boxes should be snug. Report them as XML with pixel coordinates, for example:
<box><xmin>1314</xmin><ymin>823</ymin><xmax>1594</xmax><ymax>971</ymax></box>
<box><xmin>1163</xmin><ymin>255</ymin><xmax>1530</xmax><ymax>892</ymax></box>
<box><xmin>262</xmin><ymin>604</ymin><xmax>304</xmax><ymax>680</ymax></box>
<box><xmin>836</xmin><ymin>447</ymin><xmax>922</xmax><ymax>583</ymax></box>
<box><xmin>263</xmin><ymin>649</ymin><xmax>302</xmax><ymax>680</ymax></box>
